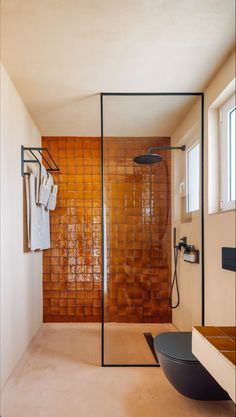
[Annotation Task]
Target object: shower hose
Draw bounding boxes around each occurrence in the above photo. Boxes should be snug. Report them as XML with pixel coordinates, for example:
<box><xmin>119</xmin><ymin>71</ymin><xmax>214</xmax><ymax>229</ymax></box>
<box><xmin>169</xmin><ymin>245</ymin><xmax>180</xmax><ymax>309</ymax></box>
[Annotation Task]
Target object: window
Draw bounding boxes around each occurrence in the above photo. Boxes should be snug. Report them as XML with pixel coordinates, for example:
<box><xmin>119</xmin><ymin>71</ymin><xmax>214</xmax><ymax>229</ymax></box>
<box><xmin>186</xmin><ymin>142</ymin><xmax>200</xmax><ymax>213</ymax></box>
<box><xmin>220</xmin><ymin>94</ymin><xmax>236</xmax><ymax>211</ymax></box>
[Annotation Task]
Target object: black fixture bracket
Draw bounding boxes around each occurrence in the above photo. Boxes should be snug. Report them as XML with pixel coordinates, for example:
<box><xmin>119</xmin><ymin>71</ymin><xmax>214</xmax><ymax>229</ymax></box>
<box><xmin>148</xmin><ymin>145</ymin><xmax>186</xmax><ymax>154</ymax></box>
<box><xmin>177</xmin><ymin>236</ymin><xmax>188</xmax><ymax>250</ymax></box>
<box><xmin>21</xmin><ymin>145</ymin><xmax>60</xmax><ymax>177</ymax></box>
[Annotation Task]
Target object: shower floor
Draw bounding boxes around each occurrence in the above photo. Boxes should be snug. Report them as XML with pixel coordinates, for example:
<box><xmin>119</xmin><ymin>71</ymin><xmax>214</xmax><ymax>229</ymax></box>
<box><xmin>104</xmin><ymin>323</ymin><xmax>177</xmax><ymax>365</ymax></box>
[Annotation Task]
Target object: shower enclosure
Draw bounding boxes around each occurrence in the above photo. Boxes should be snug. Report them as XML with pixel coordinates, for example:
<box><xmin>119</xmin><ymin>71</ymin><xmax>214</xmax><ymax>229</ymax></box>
<box><xmin>101</xmin><ymin>93</ymin><xmax>204</xmax><ymax>366</ymax></box>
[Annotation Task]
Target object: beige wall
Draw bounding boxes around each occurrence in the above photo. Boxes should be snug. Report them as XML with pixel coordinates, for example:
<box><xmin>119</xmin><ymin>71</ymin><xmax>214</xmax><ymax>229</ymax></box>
<box><xmin>171</xmin><ymin>51</ymin><xmax>235</xmax><ymax>330</ymax></box>
<box><xmin>0</xmin><ymin>64</ymin><xmax>43</xmax><ymax>389</ymax></box>
<box><xmin>171</xmin><ymin>100</ymin><xmax>202</xmax><ymax>331</ymax></box>
<box><xmin>204</xmin><ymin>52</ymin><xmax>235</xmax><ymax>326</ymax></box>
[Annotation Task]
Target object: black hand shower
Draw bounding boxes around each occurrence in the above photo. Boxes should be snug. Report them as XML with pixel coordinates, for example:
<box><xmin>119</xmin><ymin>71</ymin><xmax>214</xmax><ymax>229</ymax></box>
<box><xmin>169</xmin><ymin>242</ymin><xmax>180</xmax><ymax>309</ymax></box>
<box><xmin>169</xmin><ymin>228</ymin><xmax>180</xmax><ymax>309</ymax></box>
<box><xmin>169</xmin><ymin>230</ymin><xmax>187</xmax><ymax>309</ymax></box>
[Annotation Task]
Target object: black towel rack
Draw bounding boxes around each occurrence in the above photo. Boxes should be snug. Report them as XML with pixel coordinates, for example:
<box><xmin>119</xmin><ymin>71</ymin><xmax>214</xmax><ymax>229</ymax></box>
<box><xmin>21</xmin><ymin>145</ymin><xmax>60</xmax><ymax>177</ymax></box>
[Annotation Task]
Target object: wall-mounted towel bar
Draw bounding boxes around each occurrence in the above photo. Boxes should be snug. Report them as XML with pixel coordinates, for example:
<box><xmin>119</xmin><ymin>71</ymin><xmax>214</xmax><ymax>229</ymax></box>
<box><xmin>21</xmin><ymin>145</ymin><xmax>60</xmax><ymax>176</ymax></box>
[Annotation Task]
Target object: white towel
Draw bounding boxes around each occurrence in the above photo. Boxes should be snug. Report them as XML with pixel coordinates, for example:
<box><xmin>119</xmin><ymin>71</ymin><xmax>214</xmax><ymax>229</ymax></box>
<box><xmin>46</xmin><ymin>173</ymin><xmax>54</xmax><ymax>192</ymax></box>
<box><xmin>39</xmin><ymin>166</ymin><xmax>51</xmax><ymax>250</ymax></box>
<box><xmin>25</xmin><ymin>174</ymin><xmax>31</xmax><ymax>248</ymax></box>
<box><xmin>35</xmin><ymin>163</ymin><xmax>41</xmax><ymax>203</ymax></box>
<box><xmin>25</xmin><ymin>163</ymin><xmax>51</xmax><ymax>251</ymax></box>
<box><xmin>40</xmin><ymin>205</ymin><xmax>50</xmax><ymax>250</ymax></box>
<box><xmin>39</xmin><ymin>172</ymin><xmax>55</xmax><ymax>249</ymax></box>
<box><xmin>46</xmin><ymin>184</ymin><xmax>58</xmax><ymax>211</ymax></box>
<box><xmin>27</xmin><ymin>172</ymin><xmax>42</xmax><ymax>250</ymax></box>
<box><xmin>39</xmin><ymin>165</ymin><xmax>50</xmax><ymax>206</ymax></box>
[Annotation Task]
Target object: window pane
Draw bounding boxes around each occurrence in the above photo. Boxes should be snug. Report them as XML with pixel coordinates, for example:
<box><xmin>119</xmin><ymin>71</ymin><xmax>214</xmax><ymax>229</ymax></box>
<box><xmin>187</xmin><ymin>142</ymin><xmax>200</xmax><ymax>212</ymax></box>
<box><xmin>229</xmin><ymin>108</ymin><xmax>235</xmax><ymax>201</ymax></box>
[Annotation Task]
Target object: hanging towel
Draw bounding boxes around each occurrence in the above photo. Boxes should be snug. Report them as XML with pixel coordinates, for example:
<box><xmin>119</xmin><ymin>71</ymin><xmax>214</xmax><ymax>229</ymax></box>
<box><xmin>26</xmin><ymin>172</ymin><xmax>42</xmax><ymax>250</ymax></box>
<box><xmin>38</xmin><ymin>165</ymin><xmax>50</xmax><ymax>206</ymax></box>
<box><xmin>35</xmin><ymin>162</ymin><xmax>41</xmax><ymax>204</ymax></box>
<box><xmin>25</xmin><ymin>161</ymin><xmax>58</xmax><ymax>251</ymax></box>
<box><xmin>46</xmin><ymin>173</ymin><xmax>54</xmax><ymax>191</ymax></box>
<box><xmin>39</xmin><ymin>173</ymin><xmax>55</xmax><ymax>249</ymax></box>
<box><xmin>25</xmin><ymin>173</ymin><xmax>31</xmax><ymax>248</ymax></box>
<box><xmin>38</xmin><ymin>167</ymin><xmax>51</xmax><ymax>250</ymax></box>
<box><xmin>40</xmin><ymin>205</ymin><xmax>50</xmax><ymax>250</ymax></box>
<box><xmin>25</xmin><ymin>163</ymin><xmax>51</xmax><ymax>251</ymax></box>
<box><xmin>46</xmin><ymin>184</ymin><xmax>58</xmax><ymax>211</ymax></box>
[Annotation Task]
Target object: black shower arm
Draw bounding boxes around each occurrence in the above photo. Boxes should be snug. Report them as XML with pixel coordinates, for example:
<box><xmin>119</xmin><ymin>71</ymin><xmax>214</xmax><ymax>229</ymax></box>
<box><xmin>148</xmin><ymin>145</ymin><xmax>186</xmax><ymax>154</ymax></box>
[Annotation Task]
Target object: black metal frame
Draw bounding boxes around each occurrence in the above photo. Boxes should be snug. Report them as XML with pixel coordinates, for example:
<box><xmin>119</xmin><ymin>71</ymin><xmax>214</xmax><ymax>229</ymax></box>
<box><xmin>21</xmin><ymin>145</ymin><xmax>60</xmax><ymax>176</ymax></box>
<box><xmin>100</xmin><ymin>92</ymin><xmax>205</xmax><ymax>367</ymax></box>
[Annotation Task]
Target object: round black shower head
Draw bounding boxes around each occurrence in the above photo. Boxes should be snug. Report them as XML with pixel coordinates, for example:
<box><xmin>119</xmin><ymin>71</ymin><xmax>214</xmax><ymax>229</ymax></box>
<box><xmin>133</xmin><ymin>153</ymin><xmax>162</xmax><ymax>164</ymax></box>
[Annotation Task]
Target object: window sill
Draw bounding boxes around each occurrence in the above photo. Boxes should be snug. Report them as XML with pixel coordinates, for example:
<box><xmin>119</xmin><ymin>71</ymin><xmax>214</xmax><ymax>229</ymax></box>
<box><xmin>208</xmin><ymin>207</ymin><xmax>236</xmax><ymax>216</ymax></box>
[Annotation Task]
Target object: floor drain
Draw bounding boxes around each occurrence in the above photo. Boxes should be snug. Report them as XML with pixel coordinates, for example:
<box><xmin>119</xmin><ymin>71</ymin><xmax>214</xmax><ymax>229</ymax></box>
<box><xmin>143</xmin><ymin>333</ymin><xmax>159</xmax><ymax>364</ymax></box>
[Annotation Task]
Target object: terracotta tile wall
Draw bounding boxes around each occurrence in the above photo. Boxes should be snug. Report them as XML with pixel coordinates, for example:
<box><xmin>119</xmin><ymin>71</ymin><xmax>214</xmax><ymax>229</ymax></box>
<box><xmin>104</xmin><ymin>137</ymin><xmax>172</xmax><ymax>323</ymax></box>
<box><xmin>42</xmin><ymin>137</ymin><xmax>102</xmax><ymax>322</ymax></box>
<box><xmin>42</xmin><ymin>137</ymin><xmax>171</xmax><ymax>323</ymax></box>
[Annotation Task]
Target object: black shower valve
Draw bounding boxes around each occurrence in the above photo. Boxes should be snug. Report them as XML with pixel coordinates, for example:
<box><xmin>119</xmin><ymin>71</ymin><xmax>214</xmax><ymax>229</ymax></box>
<box><xmin>178</xmin><ymin>236</ymin><xmax>187</xmax><ymax>250</ymax></box>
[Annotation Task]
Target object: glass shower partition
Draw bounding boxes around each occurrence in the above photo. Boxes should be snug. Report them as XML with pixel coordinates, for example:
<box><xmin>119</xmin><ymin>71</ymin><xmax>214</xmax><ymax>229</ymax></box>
<box><xmin>101</xmin><ymin>94</ymin><xmax>204</xmax><ymax>366</ymax></box>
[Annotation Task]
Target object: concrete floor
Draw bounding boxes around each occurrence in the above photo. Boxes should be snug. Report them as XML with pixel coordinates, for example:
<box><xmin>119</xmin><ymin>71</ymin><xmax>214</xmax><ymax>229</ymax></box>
<box><xmin>1</xmin><ymin>323</ymin><xmax>235</xmax><ymax>417</ymax></box>
<box><xmin>104</xmin><ymin>322</ymin><xmax>176</xmax><ymax>364</ymax></box>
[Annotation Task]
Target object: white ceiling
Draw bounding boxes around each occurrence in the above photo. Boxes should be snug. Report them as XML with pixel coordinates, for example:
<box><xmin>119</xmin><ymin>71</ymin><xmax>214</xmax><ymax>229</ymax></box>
<box><xmin>103</xmin><ymin>95</ymin><xmax>199</xmax><ymax>136</ymax></box>
<box><xmin>1</xmin><ymin>0</ymin><xmax>235</xmax><ymax>136</ymax></box>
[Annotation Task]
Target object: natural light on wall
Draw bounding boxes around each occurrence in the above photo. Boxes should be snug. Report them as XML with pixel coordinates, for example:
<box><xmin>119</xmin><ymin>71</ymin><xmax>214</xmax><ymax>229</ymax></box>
<box><xmin>229</xmin><ymin>106</ymin><xmax>235</xmax><ymax>202</ymax></box>
<box><xmin>186</xmin><ymin>142</ymin><xmax>200</xmax><ymax>213</ymax></box>
<box><xmin>220</xmin><ymin>94</ymin><xmax>236</xmax><ymax>211</ymax></box>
